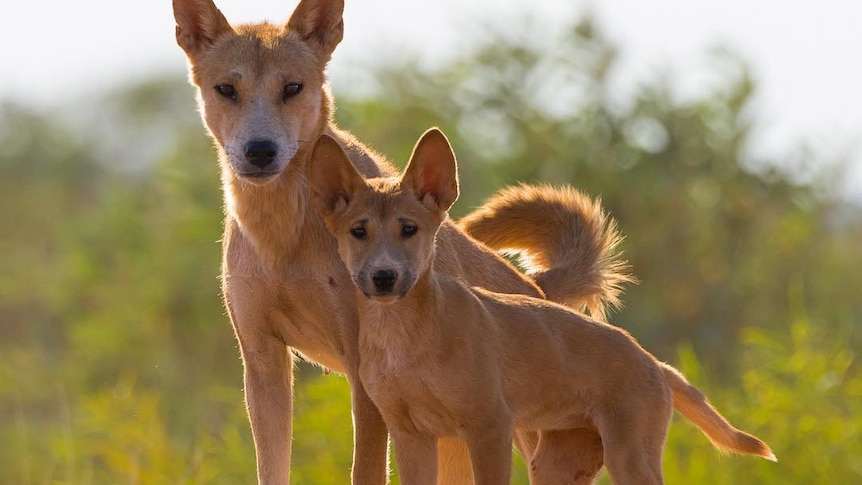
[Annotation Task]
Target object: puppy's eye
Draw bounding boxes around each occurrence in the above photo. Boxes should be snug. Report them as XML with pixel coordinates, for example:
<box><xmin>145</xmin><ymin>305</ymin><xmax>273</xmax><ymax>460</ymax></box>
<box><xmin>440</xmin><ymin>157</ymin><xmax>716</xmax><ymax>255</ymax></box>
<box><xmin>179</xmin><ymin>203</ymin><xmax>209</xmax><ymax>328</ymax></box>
<box><xmin>214</xmin><ymin>83</ymin><xmax>237</xmax><ymax>100</ymax></box>
<box><xmin>282</xmin><ymin>82</ymin><xmax>303</xmax><ymax>102</ymax></box>
<box><xmin>401</xmin><ymin>224</ymin><xmax>418</xmax><ymax>239</ymax></box>
<box><xmin>350</xmin><ymin>226</ymin><xmax>367</xmax><ymax>240</ymax></box>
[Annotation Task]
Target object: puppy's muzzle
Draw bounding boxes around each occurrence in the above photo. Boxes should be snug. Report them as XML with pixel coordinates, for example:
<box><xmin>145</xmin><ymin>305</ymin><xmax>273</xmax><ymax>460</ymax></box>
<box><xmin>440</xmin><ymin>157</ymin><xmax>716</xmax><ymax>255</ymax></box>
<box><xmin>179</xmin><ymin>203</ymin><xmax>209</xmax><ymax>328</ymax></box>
<box><xmin>245</xmin><ymin>139</ymin><xmax>278</xmax><ymax>169</ymax></box>
<box><xmin>371</xmin><ymin>269</ymin><xmax>398</xmax><ymax>293</ymax></box>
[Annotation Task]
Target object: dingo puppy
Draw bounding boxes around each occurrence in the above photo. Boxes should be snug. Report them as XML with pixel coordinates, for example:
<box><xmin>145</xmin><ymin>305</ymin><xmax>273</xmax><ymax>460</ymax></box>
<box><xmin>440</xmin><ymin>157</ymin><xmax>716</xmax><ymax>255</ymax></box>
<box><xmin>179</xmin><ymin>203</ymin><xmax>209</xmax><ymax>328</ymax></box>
<box><xmin>173</xmin><ymin>0</ymin><xmax>631</xmax><ymax>482</ymax></box>
<box><xmin>309</xmin><ymin>129</ymin><xmax>775</xmax><ymax>485</ymax></box>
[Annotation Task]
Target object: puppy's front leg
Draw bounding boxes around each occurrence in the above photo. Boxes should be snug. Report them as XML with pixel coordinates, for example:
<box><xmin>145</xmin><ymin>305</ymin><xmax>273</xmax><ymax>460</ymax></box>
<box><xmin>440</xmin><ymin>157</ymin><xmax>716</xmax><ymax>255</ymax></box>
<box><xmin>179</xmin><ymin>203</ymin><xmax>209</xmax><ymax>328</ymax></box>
<box><xmin>391</xmin><ymin>429</ymin><xmax>438</xmax><ymax>485</ymax></box>
<box><xmin>348</xmin><ymin>373</ymin><xmax>390</xmax><ymax>485</ymax></box>
<box><xmin>466</xmin><ymin>423</ymin><xmax>513</xmax><ymax>485</ymax></box>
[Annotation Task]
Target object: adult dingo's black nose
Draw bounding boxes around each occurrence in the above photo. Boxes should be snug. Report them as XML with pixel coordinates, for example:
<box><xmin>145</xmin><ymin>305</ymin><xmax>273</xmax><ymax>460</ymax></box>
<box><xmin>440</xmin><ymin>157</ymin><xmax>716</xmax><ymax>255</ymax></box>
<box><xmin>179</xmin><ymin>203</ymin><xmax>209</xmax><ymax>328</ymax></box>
<box><xmin>245</xmin><ymin>139</ymin><xmax>278</xmax><ymax>168</ymax></box>
<box><xmin>371</xmin><ymin>269</ymin><xmax>397</xmax><ymax>293</ymax></box>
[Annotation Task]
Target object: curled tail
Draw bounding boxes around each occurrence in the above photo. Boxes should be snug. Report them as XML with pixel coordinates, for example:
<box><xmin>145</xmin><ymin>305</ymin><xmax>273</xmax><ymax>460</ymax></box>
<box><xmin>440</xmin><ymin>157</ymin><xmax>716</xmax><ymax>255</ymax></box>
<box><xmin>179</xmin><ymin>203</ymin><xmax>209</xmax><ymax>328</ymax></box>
<box><xmin>459</xmin><ymin>184</ymin><xmax>634</xmax><ymax>321</ymax></box>
<box><xmin>661</xmin><ymin>363</ymin><xmax>776</xmax><ymax>461</ymax></box>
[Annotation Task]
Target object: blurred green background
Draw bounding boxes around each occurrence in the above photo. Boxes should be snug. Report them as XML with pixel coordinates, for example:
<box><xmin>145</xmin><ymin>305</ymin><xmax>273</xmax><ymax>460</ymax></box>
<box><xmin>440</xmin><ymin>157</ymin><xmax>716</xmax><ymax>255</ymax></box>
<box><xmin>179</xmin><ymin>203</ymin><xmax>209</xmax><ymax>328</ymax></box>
<box><xmin>1</xmin><ymin>18</ymin><xmax>860</xmax><ymax>484</ymax></box>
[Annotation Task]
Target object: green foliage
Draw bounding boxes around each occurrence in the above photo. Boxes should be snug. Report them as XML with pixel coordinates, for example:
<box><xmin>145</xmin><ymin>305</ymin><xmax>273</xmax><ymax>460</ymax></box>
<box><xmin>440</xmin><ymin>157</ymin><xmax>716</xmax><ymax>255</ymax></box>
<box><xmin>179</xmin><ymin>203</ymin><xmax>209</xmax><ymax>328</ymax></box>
<box><xmin>660</xmin><ymin>300</ymin><xmax>862</xmax><ymax>483</ymax></box>
<box><xmin>1</xmin><ymin>14</ymin><xmax>861</xmax><ymax>484</ymax></box>
<box><xmin>291</xmin><ymin>372</ymin><xmax>355</xmax><ymax>485</ymax></box>
<box><xmin>593</xmin><ymin>308</ymin><xmax>862</xmax><ymax>484</ymax></box>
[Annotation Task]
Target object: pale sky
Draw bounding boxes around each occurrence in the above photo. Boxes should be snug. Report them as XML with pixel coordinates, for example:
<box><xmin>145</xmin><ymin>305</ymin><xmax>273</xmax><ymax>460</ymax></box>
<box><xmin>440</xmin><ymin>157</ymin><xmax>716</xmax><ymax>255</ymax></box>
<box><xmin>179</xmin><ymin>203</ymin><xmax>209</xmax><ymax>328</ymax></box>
<box><xmin>3</xmin><ymin>0</ymin><xmax>861</xmax><ymax>199</ymax></box>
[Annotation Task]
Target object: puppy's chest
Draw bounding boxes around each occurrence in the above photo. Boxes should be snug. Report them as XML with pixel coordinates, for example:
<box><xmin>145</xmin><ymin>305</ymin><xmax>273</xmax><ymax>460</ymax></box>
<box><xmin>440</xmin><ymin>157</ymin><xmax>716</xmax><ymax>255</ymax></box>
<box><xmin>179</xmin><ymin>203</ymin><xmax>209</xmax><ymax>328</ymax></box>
<box><xmin>360</xmin><ymin>353</ymin><xmax>462</xmax><ymax>437</ymax></box>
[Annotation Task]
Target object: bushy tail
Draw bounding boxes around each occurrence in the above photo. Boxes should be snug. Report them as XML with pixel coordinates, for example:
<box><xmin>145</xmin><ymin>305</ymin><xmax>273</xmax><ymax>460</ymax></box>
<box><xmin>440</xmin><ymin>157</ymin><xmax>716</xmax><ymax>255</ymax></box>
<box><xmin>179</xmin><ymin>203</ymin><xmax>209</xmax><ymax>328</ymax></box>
<box><xmin>459</xmin><ymin>184</ymin><xmax>634</xmax><ymax>321</ymax></box>
<box><xmin>661</xmin><ymin>363</ymin><xmax>776</xmax><ymax>461</ymax></box>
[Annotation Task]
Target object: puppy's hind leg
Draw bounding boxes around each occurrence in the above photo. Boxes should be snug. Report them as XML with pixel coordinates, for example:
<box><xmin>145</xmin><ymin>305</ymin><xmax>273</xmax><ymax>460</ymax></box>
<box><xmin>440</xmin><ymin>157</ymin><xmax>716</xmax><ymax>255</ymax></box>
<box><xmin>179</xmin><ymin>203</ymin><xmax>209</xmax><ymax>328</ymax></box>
<box><xmin>600</xmin><ymin>418</ymin><xmax>667</xmax><ymax>485</ymax></box>
<box><xmin>602</xmin><ymin>446</ymin><xmax>663</xmax><ymax>485</ymax></box>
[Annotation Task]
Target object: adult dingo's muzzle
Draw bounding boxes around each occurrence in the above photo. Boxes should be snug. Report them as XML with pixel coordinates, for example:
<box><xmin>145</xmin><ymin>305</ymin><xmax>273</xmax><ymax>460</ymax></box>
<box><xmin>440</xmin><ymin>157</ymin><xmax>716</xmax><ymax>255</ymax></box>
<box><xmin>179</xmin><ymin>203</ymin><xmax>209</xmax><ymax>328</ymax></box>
<box><xmin>245</xmin><ymin>139</ymin><xmax>279</xmax><ymax>169</ymax></box>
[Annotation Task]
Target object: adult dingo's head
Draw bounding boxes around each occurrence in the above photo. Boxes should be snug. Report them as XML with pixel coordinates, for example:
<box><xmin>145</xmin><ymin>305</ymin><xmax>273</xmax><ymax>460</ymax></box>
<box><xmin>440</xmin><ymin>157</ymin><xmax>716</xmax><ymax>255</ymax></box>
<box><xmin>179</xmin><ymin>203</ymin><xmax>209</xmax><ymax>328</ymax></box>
<box><xmin>173</xmin><ymin>0</ymin><xmax>343</xmax><ymax>185</ymax></box>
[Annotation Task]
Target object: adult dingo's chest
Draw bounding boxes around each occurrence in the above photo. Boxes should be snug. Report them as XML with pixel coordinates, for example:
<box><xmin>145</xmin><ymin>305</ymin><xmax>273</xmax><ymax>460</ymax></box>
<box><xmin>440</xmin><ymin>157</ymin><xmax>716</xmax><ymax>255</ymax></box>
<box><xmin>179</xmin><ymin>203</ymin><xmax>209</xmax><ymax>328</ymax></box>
<box><xmin>275</xmin><ymin>261</ymin><xmax>359</xmax><ymax>359</ymax></box>
<box><xmin>224</xmin><ymin>237</ymin><xmax>359</xmax><ymax>372</ymax></box>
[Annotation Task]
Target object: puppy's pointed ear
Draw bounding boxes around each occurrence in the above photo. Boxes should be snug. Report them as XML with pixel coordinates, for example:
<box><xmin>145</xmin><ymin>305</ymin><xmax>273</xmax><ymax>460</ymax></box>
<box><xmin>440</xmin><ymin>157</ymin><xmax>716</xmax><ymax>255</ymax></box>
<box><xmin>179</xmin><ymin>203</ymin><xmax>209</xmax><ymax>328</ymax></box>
<box><xmin>286</xmin><ymin>0</ymin><xmax>344</xmax><ymax>60</ymax></box>
<box><xmin>402</xmin><ymin>128</ymin><xmax>460</xmax><ymax>213</ymax></box>
<box><xmin>173</xmin><ymin>0</ymin><xmax>234</xmax><ymax>58</ymax></box>
<box><xmin>309</xmin><ymin>134</ymin><xmax>363</xmax><ymax>216</ymax></box>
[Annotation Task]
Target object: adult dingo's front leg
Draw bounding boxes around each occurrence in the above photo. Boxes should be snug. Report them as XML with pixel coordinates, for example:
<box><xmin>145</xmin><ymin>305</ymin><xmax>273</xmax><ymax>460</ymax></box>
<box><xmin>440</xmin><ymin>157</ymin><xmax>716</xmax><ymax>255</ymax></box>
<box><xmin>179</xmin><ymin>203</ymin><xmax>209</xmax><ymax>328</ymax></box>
<box><xmin>240</xmin><ymin>335</ymin><xmax>294</xmax><ymax>485</ymax></box>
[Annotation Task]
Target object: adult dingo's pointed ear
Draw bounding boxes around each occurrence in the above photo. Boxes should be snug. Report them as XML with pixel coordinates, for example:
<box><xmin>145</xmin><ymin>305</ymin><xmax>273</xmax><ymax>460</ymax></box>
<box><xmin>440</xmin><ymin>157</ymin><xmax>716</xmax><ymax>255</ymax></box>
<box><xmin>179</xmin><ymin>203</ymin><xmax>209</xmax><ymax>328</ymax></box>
<box><xmin>173</xmin><ymin>0</ymin><xmax>234</xmax><ymax>57</ymax></box>
<box><xmin>309</xmin><ymin>134</ymin><xmax>363</xmax><ymax>216</ymax></box>
<box><xmin>402</xmin><ymin>128</ymin><xmax>460</xmax><ymax>213</ymax></box>
<box><xmin>287</xmin><ymin>0</ymin><xmax>345</xmax><ymax>60</ymax></box>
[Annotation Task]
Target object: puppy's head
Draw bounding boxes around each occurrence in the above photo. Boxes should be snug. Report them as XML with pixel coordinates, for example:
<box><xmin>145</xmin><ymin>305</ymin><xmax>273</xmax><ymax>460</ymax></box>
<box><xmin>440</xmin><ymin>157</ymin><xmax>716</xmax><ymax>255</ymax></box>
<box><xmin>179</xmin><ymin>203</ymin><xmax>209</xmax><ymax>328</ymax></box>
<box><xmin>173</xmin><ymin>0</ymin><xmax>344</xmax><ymax>185</ymax></box>
<box><xmin>309</xmin><ymin>129</ymin><xmax>459</xmax><ymax>303</ymax></box>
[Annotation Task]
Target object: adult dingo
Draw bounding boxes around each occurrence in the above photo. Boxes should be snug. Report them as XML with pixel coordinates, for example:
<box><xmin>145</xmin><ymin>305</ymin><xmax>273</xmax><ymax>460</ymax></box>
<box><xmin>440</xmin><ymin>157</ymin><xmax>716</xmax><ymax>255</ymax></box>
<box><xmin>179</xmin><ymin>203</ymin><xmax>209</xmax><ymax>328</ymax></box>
<box><xmin>173</xmin><ymin>0</ymin><xmax>630</xmax><ymax>482</ymax></box>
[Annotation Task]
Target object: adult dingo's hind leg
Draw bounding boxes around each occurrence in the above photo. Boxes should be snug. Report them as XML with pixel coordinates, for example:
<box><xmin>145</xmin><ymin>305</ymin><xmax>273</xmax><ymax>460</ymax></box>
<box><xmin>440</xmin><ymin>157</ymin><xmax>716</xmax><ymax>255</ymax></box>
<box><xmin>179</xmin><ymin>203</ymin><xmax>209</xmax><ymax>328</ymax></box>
<box><xmin>529</xmin><ymin>429</ymin><xmax>604</xmax><ymax>485</ymax></box>
<box><xmin>436</xmin><ymin>438</ymin><xmax>474</xmax><ymax>485</ymax></box>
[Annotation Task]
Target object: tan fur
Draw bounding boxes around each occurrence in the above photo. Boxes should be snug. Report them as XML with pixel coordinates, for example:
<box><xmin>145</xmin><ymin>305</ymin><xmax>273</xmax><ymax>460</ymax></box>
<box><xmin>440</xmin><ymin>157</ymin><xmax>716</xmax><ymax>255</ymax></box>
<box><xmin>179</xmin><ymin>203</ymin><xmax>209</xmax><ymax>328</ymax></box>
<box><xmin>172</xmin><ymin>0</ymin><xmax>634</xmax><ymax>482</ymax></box>
<box><xmin>460</xmin><ymin>185</ymin><xmax>635</xmax><ymax>321</ymax></box>
<box><xmin>310</xmin><ymin>129</ymin><xmax>775</xmax><ymax>485</ymax></box>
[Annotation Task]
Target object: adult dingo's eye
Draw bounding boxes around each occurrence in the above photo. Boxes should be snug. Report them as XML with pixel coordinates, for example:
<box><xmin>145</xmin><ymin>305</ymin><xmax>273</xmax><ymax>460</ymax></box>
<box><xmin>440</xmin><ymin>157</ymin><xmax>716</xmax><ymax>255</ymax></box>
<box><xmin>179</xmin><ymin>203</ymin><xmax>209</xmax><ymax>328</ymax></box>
<box><xmin>401</xmin><ymin>224</ymin><xmax>418</xmax><ymax>238</ymax></box>
<box><xmin>350</xmin><ymin>226</ymin><xmax>367</xmax><ymax>240</ymax></box>
<box><xmin>214</xmin><ymin>83</ymin><xmax>237</xmax><ymax>100</ymax></box>
<box><xmin>282</xmin><ymin>82</ymin><xmax>303</xmax><ymax>102</ymax></box>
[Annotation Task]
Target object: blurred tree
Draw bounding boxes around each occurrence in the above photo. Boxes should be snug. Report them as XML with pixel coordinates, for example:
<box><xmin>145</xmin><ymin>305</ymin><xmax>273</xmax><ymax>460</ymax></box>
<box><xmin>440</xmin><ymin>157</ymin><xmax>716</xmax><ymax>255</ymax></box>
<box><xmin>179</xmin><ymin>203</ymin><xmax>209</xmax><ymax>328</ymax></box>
<box><xmin>334</xmin><ymin>18</ymin><xmax>862</xmax><ymax>372</ymax></box>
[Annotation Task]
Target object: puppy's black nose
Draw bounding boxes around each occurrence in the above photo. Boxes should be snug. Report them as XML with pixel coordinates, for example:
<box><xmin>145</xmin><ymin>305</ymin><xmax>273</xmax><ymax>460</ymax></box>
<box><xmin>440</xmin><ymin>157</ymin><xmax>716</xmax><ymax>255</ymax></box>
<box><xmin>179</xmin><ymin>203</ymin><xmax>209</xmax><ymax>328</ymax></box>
<box><xmin>245</xmin><ymin>139</ymin><xmax>278</xmax><ymax>168</ymax></box>
<box><xmin>371</xmin><ymin>269</ymin><xmax>397</xmax><ymax>293</ymax></box>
